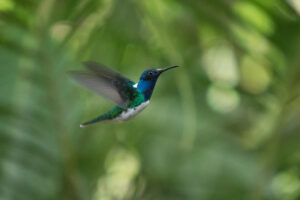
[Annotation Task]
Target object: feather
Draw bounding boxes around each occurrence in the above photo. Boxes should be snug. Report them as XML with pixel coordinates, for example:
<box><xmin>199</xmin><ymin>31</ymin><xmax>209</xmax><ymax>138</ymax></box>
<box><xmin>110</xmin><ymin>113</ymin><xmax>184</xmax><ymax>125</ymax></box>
<box><xmin>68</xmin><ymin>62</ymin><xmax>139</xmax><ymax>108</ymax></box>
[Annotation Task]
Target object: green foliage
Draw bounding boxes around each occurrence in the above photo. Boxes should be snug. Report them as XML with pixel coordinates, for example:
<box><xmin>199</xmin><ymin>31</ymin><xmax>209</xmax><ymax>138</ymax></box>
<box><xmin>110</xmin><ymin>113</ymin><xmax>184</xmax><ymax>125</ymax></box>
<box><xmin>1</xmin><ymin>0</ymin><xmax>300</xmax><ymax>199</ymax></box>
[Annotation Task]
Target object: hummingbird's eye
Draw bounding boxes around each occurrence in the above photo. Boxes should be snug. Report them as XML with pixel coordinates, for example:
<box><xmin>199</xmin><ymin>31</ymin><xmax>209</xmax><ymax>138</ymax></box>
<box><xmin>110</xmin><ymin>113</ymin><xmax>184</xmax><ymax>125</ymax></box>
<box><xmin>148</xmin><ymin>71</ymin><xmax>153</xmax><ymax>75</ymax></box>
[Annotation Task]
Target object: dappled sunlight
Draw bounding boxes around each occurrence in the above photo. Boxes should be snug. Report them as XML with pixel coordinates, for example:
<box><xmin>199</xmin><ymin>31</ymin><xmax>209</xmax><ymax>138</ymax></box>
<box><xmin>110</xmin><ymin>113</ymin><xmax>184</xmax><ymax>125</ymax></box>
<box><xmin>0</xmin><ymin>0</ymin><xmax>14</xmax><ymax>11</ymax></box>
<box><xmin>202</xmin><ymin>43</ymin><xmax>240</xmax><ymax>113</ymax></box>
<box><xmin>202</xmin><ymin>44</ymin><xmax>239</xmax><ymax>88</ymax></box>
<box><xmin>93</xmin><ymin>148</ymin><xmax>140</xmax><ymax>200</ymax></box>
<box><xmin>271</xmin><ymin>169</ymin><xmax>300</xmax><ymax>199</ymax></box>
<box><xmin>240</xmin><ymin>56</ymin><xmax>271</xmax><ymax>94</ymax></box>
<box><xmin>207</xmin><ymin>85</ymin><xmax>240</xmax><ymax>113</ymax></box>
<box><xmin>50</xmin><ymin>22</ymin><xmax>71</xmax><ymax>42</ymax></box>
<box><xmin>233</xmin><ymin>1</ymin><xmax>274</xmax><ymax>35</ymax></box>
<box><xmin>1</xmin><ymin>0</ymin><xmax>300</xmax><ymax>199</ymax></box>
<box><xmin>289</xmin><ymin>0</ymin><xmax>300</xmax><ymax>15</ymax></box>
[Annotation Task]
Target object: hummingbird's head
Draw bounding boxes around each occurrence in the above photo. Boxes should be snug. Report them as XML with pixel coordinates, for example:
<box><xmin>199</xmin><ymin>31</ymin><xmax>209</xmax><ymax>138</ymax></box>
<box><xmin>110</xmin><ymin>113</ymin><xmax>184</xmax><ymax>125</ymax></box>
<box><xmin>138</xmin><ymin>65</ymin><xmax>179</xmax><ymax>100</ymax></box>
<box><xmin>139</xmin><ymin>66</ymin><xmax>179</xmax><ymax>81</ymax></box>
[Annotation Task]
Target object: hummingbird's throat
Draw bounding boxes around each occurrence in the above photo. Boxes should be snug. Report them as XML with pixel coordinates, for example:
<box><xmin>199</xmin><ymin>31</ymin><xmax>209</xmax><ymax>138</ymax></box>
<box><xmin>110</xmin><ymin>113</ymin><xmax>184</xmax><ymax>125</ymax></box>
<box><xmin>137</xmin><ymin>80</ymin><xmax>157</xmax><ymax>100</ymax></box>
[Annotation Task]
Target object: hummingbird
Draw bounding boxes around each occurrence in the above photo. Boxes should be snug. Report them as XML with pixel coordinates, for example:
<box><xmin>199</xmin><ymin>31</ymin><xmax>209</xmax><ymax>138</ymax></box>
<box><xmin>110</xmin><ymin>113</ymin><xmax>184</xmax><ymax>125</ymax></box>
<box><xmin>69</xmin><ymin>61</ymin><xmax>179</xmax><ymax>127</ymax></box>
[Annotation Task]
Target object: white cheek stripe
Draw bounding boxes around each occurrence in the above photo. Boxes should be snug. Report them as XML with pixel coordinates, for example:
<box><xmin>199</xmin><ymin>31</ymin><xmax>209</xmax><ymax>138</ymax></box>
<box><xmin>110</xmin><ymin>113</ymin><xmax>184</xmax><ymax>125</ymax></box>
<box><xmin>133</xmin><ymin>83</ymin><xmax>138</xmax><ymax>88</ymax></box>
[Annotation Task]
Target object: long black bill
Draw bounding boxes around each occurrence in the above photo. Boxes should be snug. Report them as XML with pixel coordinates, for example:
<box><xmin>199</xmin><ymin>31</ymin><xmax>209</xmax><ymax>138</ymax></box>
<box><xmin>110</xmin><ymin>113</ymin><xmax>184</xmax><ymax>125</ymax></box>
<box><xmin>158</xmin><ymin>65</ymin><xmax>180</xmax><ymax>73</ymax></box>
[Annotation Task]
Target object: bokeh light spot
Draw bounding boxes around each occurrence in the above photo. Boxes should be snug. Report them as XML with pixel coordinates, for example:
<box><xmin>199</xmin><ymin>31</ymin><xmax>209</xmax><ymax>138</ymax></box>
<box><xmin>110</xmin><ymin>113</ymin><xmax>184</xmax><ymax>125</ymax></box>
<box><xmin>0</xmin><ymin>0</ymin><xmax>14</xmax><ymax>11</ymax></box>
<box><xmin>289</xmin><ymin>0</ymin><xmax>300</xmax><ymax>15</ymax></box>
<box><xmin>240</xmin><ymin>56</ymin><xmax>271</xmax><ymax>94</ymax></box>
<box><xmin>203</xmin><ymin>44</ymin><xmax>239</xmax><ymax>87</ymax></box>
<box><xmin>231</xmin><ymin>23</ymin><xmax>270</xmax><ymax>56</ymax></box>
<box><xmin>51</xmin><ymin>22</ymin><xmax>71</xmax><ymax>42</ymax></box>
<box><xmin>233</xmin><ymin>1</ymin><xmax>274</xmax><ymax>35</ymax></box>
<box><xmin>207</xmin><ymin>84</ymin><xmax>240</xmax><ymax>113</ymax></box>
<box><xmin>93</xmin><ymin>148</ymin><xmax>140</xmax><ymax>200</ymax></box>
<box><xmin>271</xmin><ymin>169</ymin><xmax>300</xmax><ymax>199</ymax></box>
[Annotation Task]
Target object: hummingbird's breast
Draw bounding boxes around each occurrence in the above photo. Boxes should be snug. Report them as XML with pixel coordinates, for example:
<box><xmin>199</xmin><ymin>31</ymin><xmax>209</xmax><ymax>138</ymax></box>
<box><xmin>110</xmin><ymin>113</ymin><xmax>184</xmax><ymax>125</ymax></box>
<box><xmin>113</xmin><ymin>100</ymin><xmax>149</xmax><ymax>122</ymax></box>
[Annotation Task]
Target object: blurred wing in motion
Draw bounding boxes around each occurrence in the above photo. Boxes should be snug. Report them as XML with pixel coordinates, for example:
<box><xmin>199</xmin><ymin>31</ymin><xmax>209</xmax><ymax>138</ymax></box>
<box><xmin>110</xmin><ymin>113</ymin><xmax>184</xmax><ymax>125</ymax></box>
<box><xmin>68</xmin><ymin>61</ymin><xmax>139</xmax><ymax>108</ymax></box>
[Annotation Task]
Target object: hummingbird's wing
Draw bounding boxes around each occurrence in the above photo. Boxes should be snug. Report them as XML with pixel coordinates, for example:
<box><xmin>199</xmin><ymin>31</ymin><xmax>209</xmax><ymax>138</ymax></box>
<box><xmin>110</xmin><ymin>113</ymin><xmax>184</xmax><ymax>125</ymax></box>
<box><xmin>69</xmin><ymin>61</ymin><xmax>139</xmax><ymax>108</ymax></box>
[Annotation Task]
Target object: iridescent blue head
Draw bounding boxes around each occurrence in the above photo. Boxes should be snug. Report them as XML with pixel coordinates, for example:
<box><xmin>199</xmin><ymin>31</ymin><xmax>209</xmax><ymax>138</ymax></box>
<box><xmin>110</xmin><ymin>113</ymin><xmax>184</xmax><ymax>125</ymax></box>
<box><xmin>137</xmin><ymin>65</ymin><xmax>179</xmax><ymax>100</ymax></box>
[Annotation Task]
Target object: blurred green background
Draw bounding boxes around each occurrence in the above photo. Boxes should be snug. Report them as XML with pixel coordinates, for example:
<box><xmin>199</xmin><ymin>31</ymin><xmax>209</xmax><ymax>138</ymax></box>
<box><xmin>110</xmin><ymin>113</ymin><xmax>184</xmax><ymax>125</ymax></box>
<box><xmin>1</xmin><ymin>0</ymin><xmax>300</xmax><ymax>199</ymax></box>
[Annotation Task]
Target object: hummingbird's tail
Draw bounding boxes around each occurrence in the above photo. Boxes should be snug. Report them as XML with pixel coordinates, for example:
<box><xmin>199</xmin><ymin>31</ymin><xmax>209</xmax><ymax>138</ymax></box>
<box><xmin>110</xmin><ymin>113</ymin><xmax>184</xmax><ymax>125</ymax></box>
<box><xmin>79</xmin><ymin>115</ymin><xmax>106</xmax><ymax>128</ymax></box>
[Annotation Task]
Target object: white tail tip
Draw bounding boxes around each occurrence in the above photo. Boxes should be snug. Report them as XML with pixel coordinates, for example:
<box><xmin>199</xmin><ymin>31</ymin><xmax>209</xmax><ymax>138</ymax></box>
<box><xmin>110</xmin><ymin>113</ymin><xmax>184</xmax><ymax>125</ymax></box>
<box><xmin>80</xmin><ymin>124</ymin><xmax>85</xmax><ymax>128</ymax></box>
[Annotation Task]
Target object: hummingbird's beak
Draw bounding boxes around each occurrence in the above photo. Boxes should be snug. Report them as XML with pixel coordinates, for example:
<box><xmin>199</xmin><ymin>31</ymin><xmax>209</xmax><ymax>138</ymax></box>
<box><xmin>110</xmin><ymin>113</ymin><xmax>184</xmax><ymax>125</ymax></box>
<box><xmin>158</xmin><ymin>65</ymin><xmax>179</xmax><ymax>74</ymax></box>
